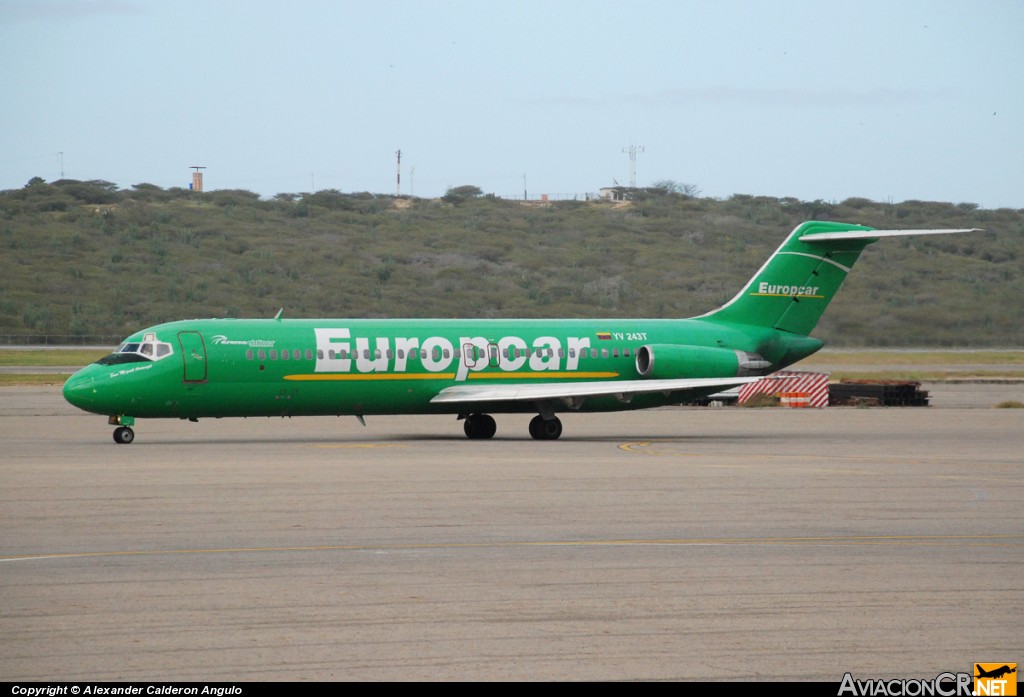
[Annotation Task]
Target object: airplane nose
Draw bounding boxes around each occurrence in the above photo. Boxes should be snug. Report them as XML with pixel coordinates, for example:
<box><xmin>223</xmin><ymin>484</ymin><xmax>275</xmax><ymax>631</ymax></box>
<box><xmin>63</xmin><ymin>370</ymin><xmax>96</xmax><ymax>410</ymax></box>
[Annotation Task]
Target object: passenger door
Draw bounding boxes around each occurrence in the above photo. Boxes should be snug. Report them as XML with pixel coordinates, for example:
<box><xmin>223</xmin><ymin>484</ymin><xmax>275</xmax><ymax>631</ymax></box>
<box><xmin>177</xmin><ymin>331</ymin><xmax>208</xmax><ymax>382</ymax></box>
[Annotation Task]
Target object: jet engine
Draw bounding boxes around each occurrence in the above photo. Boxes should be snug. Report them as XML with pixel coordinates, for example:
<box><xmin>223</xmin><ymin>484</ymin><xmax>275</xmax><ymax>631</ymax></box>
<box><xmin>635</xmin><ymin>344</ymin><xmax>771</xmax><ymax>379</ymax></box>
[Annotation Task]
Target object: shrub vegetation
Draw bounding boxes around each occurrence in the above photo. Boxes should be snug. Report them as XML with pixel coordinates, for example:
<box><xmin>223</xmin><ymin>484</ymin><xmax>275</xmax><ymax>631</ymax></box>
<box><xmin>1</xmin><ymin>179</ymin><xmax>1020</xmax><ymax>346</ymax></box>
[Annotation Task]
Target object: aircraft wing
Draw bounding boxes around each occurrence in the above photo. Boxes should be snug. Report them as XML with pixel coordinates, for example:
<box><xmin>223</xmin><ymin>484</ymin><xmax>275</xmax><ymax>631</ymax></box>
<box><xmin>430</xmin><ymin>376</ymin><xmax>760</xmax><ymax>407</ymax></box>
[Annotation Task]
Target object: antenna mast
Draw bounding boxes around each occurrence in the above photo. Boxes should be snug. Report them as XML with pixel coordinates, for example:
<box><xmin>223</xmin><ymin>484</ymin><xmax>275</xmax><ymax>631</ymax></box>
<box><xmin>622</xmin><ymin>144</ymin><xmax>645</xmax><ymax>188</ymax></box>
<box><xmin>396</xmin><ymin>149</ymin><xmax>401</xmax><ymax>197</ymax></box>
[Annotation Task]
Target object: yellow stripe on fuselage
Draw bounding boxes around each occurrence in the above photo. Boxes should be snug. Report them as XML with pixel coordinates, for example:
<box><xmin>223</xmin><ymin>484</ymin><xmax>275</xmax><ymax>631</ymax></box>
<box><xmin>284</xmin><ymin>373</ymin><xmax>455</xmax><ymax>381</ymax></box>
<box><xmin>284</xmin><ymin>371</ymin><xmax>620</xmax><ymax>381</ymax></box>
<box><xmin>467</xmin><ymin>371</ymin><xmax>619</xmax><ymax>380</ymax></box>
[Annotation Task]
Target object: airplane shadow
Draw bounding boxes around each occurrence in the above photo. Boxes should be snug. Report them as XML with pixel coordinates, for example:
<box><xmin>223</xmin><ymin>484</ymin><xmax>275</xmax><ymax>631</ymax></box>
<box><xmin>118</xmin><ymin>432</ymin><xmax>790</xmax><ymax>446</ymax></box>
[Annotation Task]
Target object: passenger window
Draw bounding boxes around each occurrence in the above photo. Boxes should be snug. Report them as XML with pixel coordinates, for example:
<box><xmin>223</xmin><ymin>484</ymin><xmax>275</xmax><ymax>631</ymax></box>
<box><xmin>281</xmin><ymin>350</ymin><xmax>289</xmax><ymax>361</ymax></box>
<box><xmin>258</xmin><ymin>350</ymin><xmax>266</xmax><ymax>361</ymax></box>
<box><xmin>601</xmin><ymin>349</ymin><xmax>608</xmax><ymax>358</ymax></box>
<box><xmin>624</xmin><ymin>348</ymin><xmax>630</xmax><ymax>358</ymax></box>
<box><xmin>269</xmin><ymin>350</ymin><xmax>277</xmax><ymax>360</ymax></box>
<box><xmin>246</xmin><ymin>350</ymin><xmax>254</xmax><ymax>360</ymax></box>
<box><xmin>612</xmin><ymin>348</ymin><xmax>619</xmax><ymax>358</ymax></box>
<box><xmin>306</xmin><ymin>350</ymin><xmax>313</xmax><ymax>360</ymax></box>
<box><xmin>591</xmin><ymin>349</ymin><xmax>598</xmax><ymax>358</ymax></box>
<box><xmin>317</xmin><ymin>350</ymin><xmax>324</xmax><ymax>360</ymax></box>
<box><xmin>568</xmin><ymin>349</ymin><xmax>576</xmax><ymax>358</ymax></box>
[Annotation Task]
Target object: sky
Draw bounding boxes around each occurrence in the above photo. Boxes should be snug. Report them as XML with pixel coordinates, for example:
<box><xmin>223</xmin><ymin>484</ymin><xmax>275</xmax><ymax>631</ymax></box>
<box><xmin>2</xmin><ymin>0</ymin><xmax>1022</xmax><ymax>208</ymax></box>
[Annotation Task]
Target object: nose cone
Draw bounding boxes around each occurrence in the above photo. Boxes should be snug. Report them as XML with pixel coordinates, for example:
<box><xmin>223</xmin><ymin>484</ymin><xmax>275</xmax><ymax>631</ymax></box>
<box><xmin>63</xmin><ymin>369</ymin><xmax>98</xmax><ymax>412</ymax></box>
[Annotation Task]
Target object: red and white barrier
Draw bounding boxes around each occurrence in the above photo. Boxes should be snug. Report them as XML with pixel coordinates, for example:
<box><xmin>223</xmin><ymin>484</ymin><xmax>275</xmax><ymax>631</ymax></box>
<box><xmin>738</xmin><ymin>370</ymin><xmax>830</xmax><ymax>407</ymax></box>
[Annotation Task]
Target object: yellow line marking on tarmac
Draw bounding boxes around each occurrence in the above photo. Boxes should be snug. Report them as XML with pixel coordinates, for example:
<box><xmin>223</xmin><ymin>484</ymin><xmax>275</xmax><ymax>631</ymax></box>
<box><xmin>616</xmin><ymin>441</ymin><xmax>1022</xmax><ymax>484</ymax></box>
<box><xmin>619</xmin><ymin>440</ymin><xmax>704</xmax><ymax>456</ymax></box>
<box><xmin>618</xmin><ymin>440</ymin><xmax>1024</xmax><ymax>475</ymax></box>
<box><xmin>3</xmin><ymin>534</ymin><xmax>1021</xmax><ymax>564</ymax></box>
<box><xmin>312</xmin><ymin>443</ymin><xmax>406</xmax><ymax>449</ymax></box>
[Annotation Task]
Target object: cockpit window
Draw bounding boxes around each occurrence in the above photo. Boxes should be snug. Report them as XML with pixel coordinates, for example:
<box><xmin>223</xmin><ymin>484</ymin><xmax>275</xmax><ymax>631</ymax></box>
<box><xmin>96</xmin><ymin>352</ymin><xmax>152</xmax><ymax>366</ymax></box>
<box><xmin>97</xmin><ymin>336</ymin><xmax>175</xmax><ymax>366</ymax></box>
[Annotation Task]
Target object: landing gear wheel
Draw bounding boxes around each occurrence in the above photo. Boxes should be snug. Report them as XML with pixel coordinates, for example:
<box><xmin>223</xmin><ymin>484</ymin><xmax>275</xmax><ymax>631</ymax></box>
<box><xmin>463</xmin><ymin>413</ymin><xmax>497</xmax><ymax>440</ymax></box>
<box><xmin>113</xmin><ymin>426</ymin><xmax>135</xmax><ymax>444</ymax></box>
<box><xmin>529</xmin><ymin>415</ymin><xmax>562</xmax><ymax>440</ymax></box>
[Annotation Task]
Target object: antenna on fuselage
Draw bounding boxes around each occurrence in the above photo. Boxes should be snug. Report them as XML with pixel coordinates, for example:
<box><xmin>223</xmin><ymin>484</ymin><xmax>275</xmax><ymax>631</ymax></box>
<box><xmin>273</xmin><ymin>308</ymin><xmax>284</xmax><ymax>320</ymax></box>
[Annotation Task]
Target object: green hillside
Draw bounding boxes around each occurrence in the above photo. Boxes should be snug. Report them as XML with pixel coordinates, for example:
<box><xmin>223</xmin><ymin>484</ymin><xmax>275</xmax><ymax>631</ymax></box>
<box><xmin>1</xmin><ymin>178</ymin><xmax>1021</xmax><ymax>346</ymax></box>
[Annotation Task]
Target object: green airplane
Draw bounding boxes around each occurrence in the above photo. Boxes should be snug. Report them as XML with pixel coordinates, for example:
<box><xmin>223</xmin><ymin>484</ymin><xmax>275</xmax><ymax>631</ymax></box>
<box><xmin>63</xmin><ymin>220</ymin><xmax>977</xmax><ymax>444</ymax></box>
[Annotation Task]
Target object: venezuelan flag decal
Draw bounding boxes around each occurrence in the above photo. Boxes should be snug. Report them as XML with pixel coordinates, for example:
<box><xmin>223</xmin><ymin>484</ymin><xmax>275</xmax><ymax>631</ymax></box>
<box><xmin>596</xmin><ymin>331</ymin><xmax>612</xmax><ymax>340</ymax></box>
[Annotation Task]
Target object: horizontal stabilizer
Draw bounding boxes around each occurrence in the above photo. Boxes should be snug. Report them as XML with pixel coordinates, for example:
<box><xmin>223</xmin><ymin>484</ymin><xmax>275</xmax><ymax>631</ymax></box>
<box><xmin>799</xmin><ymin>228</ymin><xmax>981</xmax><ymax>242</ymax></box>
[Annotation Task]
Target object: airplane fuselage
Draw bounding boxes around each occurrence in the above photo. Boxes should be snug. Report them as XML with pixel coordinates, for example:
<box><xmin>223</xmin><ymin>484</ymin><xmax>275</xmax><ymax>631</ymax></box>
<box><xmin>63</xmin><ymin>316</ymin><xmax>812</xmax><ymax>420</ymax></box>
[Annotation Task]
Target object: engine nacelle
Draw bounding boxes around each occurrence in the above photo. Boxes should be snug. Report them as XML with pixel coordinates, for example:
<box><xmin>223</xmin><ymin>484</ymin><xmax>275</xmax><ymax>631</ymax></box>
<box><xmin>635</xmin><ymin>344</ymin><xmax>771</xmax><ymax>379</ymax></box>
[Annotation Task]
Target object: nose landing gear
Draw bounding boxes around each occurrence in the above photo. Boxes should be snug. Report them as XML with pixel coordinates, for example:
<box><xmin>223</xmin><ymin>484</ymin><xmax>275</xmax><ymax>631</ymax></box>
<box><xmin>108</xmin><ymin>415</ymin><xmax>136</xmax><ymax>444</ymax></box>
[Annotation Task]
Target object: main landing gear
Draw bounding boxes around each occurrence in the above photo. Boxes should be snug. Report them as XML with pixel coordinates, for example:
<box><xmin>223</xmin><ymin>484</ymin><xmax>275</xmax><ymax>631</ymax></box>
<box><xmin>460</xmin><ymin>413</ymin><xmax>563</xmax><ymax>440</ymax></box>
<box><xmin>528</xmin><ymin>415</ymin><xmax>562</xmax><ymax>440</ymax></box>
<box><xmin>463</xmin><ymin>413</ymin><xmax>497</xmax><ymax>439</ymax></box>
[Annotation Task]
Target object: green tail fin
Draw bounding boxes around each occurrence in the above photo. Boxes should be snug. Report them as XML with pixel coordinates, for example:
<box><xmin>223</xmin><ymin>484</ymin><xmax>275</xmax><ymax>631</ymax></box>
<box><xmin>701</xmin><ymin>221</ymin><xmax>978</xmax><ymax>337</ymax></box>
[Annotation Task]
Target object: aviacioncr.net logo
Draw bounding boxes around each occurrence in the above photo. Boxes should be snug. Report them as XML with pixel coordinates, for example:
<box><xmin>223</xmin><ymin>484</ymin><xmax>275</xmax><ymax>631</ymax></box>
<box><xmin>974</xmin><ymin>664</ymin><xmax>1017</xmax><ymax>697</ymax></box>
<box><xmin>838</xmin><ymin>672</ymin><xmax>973</xmax><ymax>697</ymax></box>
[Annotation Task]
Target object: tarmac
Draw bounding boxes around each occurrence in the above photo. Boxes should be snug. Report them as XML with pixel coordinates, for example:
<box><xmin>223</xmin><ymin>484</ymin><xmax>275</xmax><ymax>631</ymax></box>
<box><xmin>1</xmin><ymin>384</ymin><xmax>1021</xmax><ymax>681</ymax></box>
